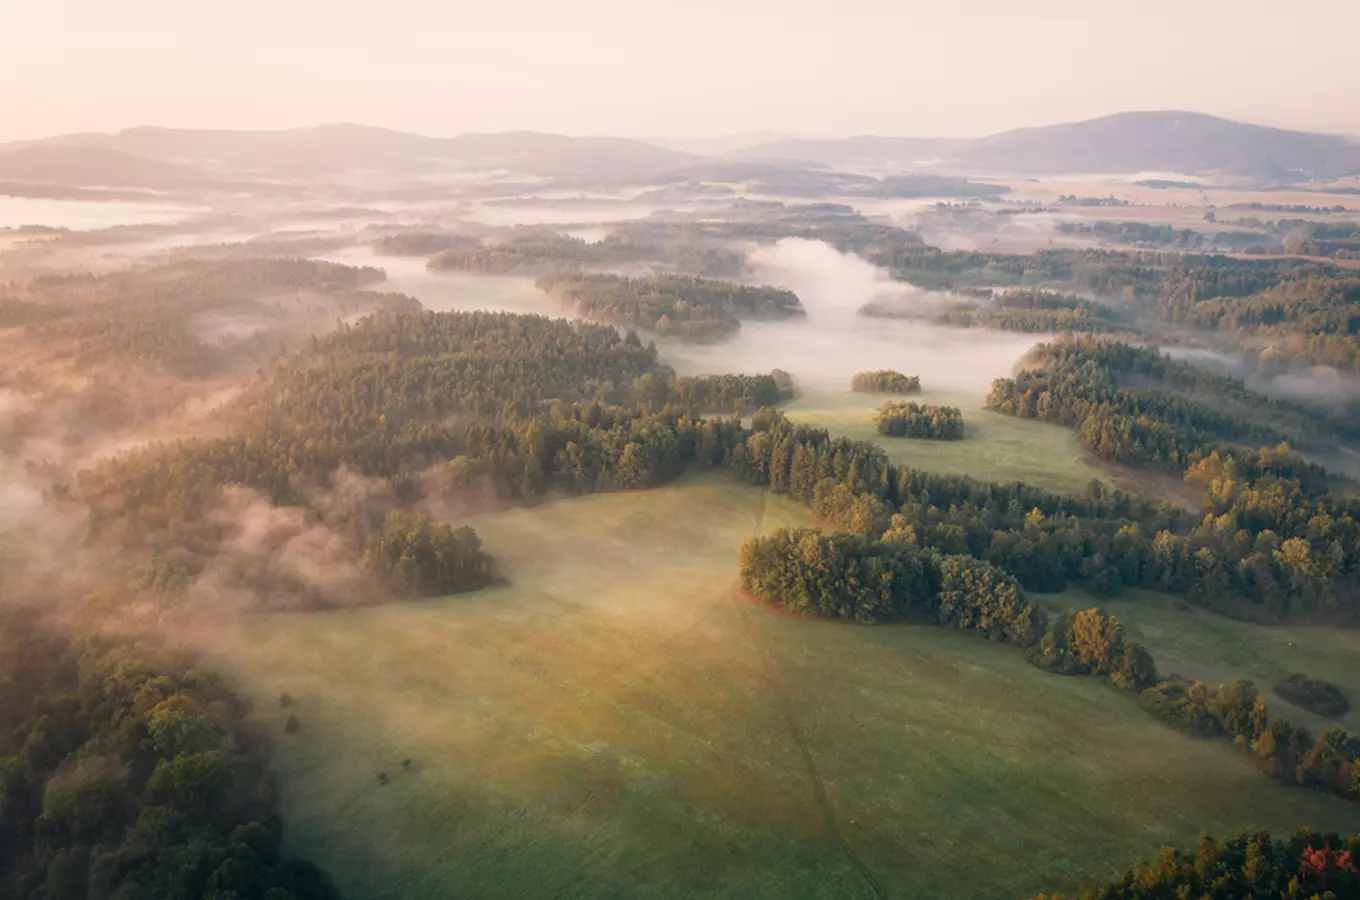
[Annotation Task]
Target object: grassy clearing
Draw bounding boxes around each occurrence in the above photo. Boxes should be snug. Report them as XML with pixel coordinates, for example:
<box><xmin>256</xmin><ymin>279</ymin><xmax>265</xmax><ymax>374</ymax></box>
<box><xmin>782</xmin><ymin>387</ymin><xmax>1110</xmax><ymax>496</ymax></box>
<box><xmin>1042</xmin><ymin>588</ymin><xmax>1360</xmax><ymax>735</ymax></box>
<box><xmin>211</xmin><ymin>473</ymin><xmax>1360</xmax><ymax>900</ymax></box>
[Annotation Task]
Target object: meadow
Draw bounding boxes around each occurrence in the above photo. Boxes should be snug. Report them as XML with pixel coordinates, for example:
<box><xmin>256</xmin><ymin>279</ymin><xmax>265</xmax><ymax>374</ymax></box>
<box><xmin>211</xmin><ymin>473</ymin><xmax>1360</xmax><ymax>900</ymax></box>
<box><xmin>1043</xmin><ymin>588</ymin><xmax>1360</xmax><ymax>735</ymax></box>
<box><xmin>782</xmin><ymin>387</ymin><xmax>1110</xmax><ymax>496</ymax></box>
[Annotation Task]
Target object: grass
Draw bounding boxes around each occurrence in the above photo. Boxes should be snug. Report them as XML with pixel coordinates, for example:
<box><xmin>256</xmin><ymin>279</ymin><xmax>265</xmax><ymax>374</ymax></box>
<box><xmin>210</xmin><ymin>473</ymin><xmax>1360</xmax><ymax>900</ymax></box>
<box><xmin>782</xmin><ymin>387</ymin><xmax>1110</xmax><ymax>496</ymax></box>
<box><xmin>1042</xmin><ymin>587</ymin><xmax>1360</xmax><ymax>736</ymax></box>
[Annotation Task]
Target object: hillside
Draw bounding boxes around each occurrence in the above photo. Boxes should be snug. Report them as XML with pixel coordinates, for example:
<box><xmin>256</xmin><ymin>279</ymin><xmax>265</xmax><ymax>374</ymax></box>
<box><xmin>0</xmin><ymin>125</ymin><xmax>696</xmax><ymax>180</ymax></box>
<box><xmin>0</xmin><ymin>145</ymin><xmax>210</xmax><ymax>188</ymax></box>
<box><xmin>962</xmin><ymin>110</ymin><xmax>1360</xmax><ymax>178</ymax></box>
<box><xmin>731</xmin><ymin>112</ymin><xmax>1360</xmax><ymax>179</ymax></box>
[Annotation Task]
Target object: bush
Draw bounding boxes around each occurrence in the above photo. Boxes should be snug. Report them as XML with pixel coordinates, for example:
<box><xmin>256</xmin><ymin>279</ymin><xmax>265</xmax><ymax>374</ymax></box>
<box><xmin>1276</xmin><ymin>672</ymin><xmax>1350</xmax><ymax>718</ymax></box>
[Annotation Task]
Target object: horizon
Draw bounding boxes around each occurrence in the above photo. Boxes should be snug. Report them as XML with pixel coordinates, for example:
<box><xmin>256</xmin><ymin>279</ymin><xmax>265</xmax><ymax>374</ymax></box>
<box><xmin>9</xmin><ymin>108</ymin><xmax>1360</xmax><ymax>147</ymax></box>
<box><xmin>3</xmin><ymin>0</ymin><xmax>1358</xmax><ymax>143</ymax></box>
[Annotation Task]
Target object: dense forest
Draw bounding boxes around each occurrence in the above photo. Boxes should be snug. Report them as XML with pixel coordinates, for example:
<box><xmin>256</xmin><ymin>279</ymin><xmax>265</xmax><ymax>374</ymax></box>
<box><xmin>875</xmin><ymin>401</ymin><xmax>965</xmax><ymax>439</ymax></box>
<box><xmin>537</xmin><ymin>272</ymin><xmax>805</xmax><ymax>342</ymax></box>
<box><xmin>0</xmin><ymin>610</ymin><xmax>343</xmax><ymax>900</ymax></box>
<box><xmin>3</xmin><ymin>257</ymin><xmax>395</xmax><ymax>380</ymax></box>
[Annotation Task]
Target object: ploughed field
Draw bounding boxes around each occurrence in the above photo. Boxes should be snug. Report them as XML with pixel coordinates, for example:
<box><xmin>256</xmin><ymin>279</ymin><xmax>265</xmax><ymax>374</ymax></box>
<box><xmin>212</xmin><ymin>473</ymin><xmax>1360</xmax><ymax>900</ymax></box>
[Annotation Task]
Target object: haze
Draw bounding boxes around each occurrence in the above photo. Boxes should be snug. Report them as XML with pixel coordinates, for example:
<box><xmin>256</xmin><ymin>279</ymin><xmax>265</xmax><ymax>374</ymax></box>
<box><xmin>3</xmin><ymin>0</ymin><xmax>1359</xmax><ymax>141</ymax></box>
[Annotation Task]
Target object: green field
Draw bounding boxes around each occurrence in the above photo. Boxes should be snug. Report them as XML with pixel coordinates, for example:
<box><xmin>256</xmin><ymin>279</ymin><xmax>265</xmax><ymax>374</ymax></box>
<box><xmin>782</xmin><ymin>388</ymin><xmax>1110</xmax><ymax>496</ymax></box>
<box><xmin>1043</xmin><ymin>588</ymin><xmax>1360</xmax><ymax>735</ymax></box>
<box><xmin>210</xmin><ymin>473</ymin><xmax>1360</xmax><ymax>900</ymax></box>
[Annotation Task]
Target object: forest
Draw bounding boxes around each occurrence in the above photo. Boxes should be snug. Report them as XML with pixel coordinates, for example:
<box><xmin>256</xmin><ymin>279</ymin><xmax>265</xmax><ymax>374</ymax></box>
<box><xmin>0</xmin><ymin>610</ymin><xmax>342</xmax><ymax>900</ymax></box>
<box><xmin>536</xmin><ymin>272</ymin><xmax>805</xmax><ymax>342</ymax></box>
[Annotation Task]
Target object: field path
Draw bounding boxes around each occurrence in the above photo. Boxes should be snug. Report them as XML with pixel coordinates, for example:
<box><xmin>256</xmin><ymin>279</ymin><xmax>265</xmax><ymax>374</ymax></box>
<box><xmin>732</xmin><ymin>490</ymin><xmax>891</xmax><ymax>900</ymax></box>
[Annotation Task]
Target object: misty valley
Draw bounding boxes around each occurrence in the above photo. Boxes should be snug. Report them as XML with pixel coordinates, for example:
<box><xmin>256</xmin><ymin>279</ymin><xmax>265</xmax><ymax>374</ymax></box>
<box><xmin>5</xmin><ymin>109</ymin><xmax>1360</xmax><ymax>900</ymax></box>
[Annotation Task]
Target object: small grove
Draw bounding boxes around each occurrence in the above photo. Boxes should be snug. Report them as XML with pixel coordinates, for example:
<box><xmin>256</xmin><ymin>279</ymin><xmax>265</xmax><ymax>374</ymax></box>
<box><xmin>850</xmin><ymin>370</ymin><xmax>921</xmax><ymax>394</ymax></box>
<box><xmin>875</xmin><ymin>401</ymin><xmax>964</xmax><ymax>439</ymax></box>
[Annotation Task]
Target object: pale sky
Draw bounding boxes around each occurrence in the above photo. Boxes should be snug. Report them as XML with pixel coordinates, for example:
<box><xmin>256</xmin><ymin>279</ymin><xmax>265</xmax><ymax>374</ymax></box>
<box><xmin>2</xmin><ymin>0</ymin><xmax>1357</xmax><ymax>141</ymax></box>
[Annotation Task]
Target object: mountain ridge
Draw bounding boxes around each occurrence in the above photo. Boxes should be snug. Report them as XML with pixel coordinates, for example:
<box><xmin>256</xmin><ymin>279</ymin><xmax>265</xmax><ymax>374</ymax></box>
<box><xmin>3</xmin><ymin>111</ymin><xmax>1358</xmax><ymax>186</ymax></box>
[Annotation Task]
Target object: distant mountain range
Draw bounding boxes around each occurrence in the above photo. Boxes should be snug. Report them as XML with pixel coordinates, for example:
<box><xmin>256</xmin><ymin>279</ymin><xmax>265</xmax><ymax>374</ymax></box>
<box><xmin>730</xmin><ymin>112</ymin><xmax>1360</xmax><ymax>179</ymax></box>
<box><xmin>1</xmin><ymin>111</ymin><xmax>1357</xmax><ymax>190</ymax></box>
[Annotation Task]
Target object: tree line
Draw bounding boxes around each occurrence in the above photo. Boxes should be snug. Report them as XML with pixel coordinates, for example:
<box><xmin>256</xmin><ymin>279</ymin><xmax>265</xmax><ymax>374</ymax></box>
<box><xmin>1029</xmin><ymin>828</ymin><xmax>1360</xmax><ymax>899</ymax></box>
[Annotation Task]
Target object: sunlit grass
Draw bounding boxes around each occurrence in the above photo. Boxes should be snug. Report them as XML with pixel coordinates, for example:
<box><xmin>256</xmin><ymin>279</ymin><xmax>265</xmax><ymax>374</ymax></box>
<box><xmin>1042</xmin><ymin>587</ymin><xmax>1360</xmax><ymax>735</ymax></box>
<box><xmin>211</xmin><ymin>473</ymin><xmax>1360</xmax><ymax>900</ymax></box>
<box><xmin>782</xmin><ymin>387</ymin><xmax>1110</xmax><ymax>496</ymax></box>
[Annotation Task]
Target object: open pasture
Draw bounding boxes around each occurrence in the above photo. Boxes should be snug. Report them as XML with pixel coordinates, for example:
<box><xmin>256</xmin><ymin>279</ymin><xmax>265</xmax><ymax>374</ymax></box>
<box><xmin>211</xmin><ymin>474</ymin><xmax>1360</xmax><ymax>900</ymax></box>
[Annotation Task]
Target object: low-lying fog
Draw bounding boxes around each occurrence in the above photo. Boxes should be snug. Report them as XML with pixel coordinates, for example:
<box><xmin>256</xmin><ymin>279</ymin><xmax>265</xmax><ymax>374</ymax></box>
<box><xmin>0</xmin><ymin>196</ymin><xmax>210</xmax><ymax>229</ymax></box>
<box><xmin>668</xmin><ymin>239</ymin><xmax>1043</xmax><ymax>393</ymax></box>
<box><xmin>319</xmin><ymin>247</ymin><xmax>554</xmax><ymax>316</ymax></box>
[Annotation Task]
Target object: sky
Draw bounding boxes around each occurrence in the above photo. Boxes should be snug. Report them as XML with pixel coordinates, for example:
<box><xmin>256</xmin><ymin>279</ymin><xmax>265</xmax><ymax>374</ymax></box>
<box><xmin>2</xmin><ymin>0</ymin><xmax>1358</xmax><ymax>141</ymax></box>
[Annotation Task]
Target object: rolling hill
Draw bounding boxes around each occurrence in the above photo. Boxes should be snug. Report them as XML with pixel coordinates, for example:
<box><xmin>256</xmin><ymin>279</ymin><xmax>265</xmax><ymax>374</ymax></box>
<box><xmin>0</xmin><ymin>145</ymin><xmax>211</xmax><ymax>189</ymax></box>
<box><xmin>730</xmin><ymin>112</ymin><xmax>1360</xmax><ymax>179</ymax></box>
<box><xmin>6</xmin><ymin>112</ymin><xmax>1358</xmax><ymax>187</ymax></box>
<box><xmin>0</xmin><ymin>125</ymin><xmax>698</xmax><ymax>181</ymax></box>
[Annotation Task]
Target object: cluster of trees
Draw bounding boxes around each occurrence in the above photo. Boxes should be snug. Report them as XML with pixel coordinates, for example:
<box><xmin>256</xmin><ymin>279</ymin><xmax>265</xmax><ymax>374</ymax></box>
<box><xmin>881</xmin><ymin>241</ymin><xmax>1360</xmax><ymax>373</ymax></box>
<box><xmin>734</xmin><ymin>407</ymin><xmax>1360</xmax><ymax>623</ymax></box>
<box><xmin>0</xmin><ymin>610</ymin><xmax>343</xmax><ymax>900</ymax></box>
<box><xmin>1180</xmin><ymin>274</ymin><xmax>1360</xmax><ymax>371</ymax></box>
<box><xmin>1138</xmin><ymin>675</ymin><xmax>1360</xmax><ymax>805</ymax></box>
<box><xmin>373</xmin><ymin>232</ymin><xmax>482</xmax><ymax>256</ymax></box>
<box><xmin>1276</xmin><ymin>673</ymin><xmax>1351</xmax><ymax>719</ymax></box>
<box><xmin>1057</xmin><ymin>194</ymin><xmax>1129</xmax><ymax>206</ymax></box>
<box><xmin>426</xmin><ymin>231</ymin><xmax>597</xmax><ymax>276</ymax></box>
<box><xmin>537</xmin><ymin>272</ymin><xmax>804</xmax><ymax>343</ymax></box>
<box><xmin>363</xmin><ymin>511</ymin><xmax>498</xmax><ymax>597</ymax></box>
<box><xmin>985</xmin><ymin>338</ymin><xmax>1360</xmax><ymax>621</ymax></box>
<box><xmin>740</xmin><ymin>526</ymin><xmax>1045</xmax><ymax>641</ymax></box>
<box><xmin>875</xmin><ymin>402</ymin><xmax>964</xmax><ymax>439</ymax></box>
<box><xmin>850</xmin><ymin>370</ymin><xmax>921</xmax><ymax>394</ymax></box>
<box><xmin>1058</xmin><ymin>220</ymin><xmax>1272</xmax><ymax>254</ymax></box>
<box><xmin>985</xmin><ymin>339</ymin><xmax>1300</xmax><ymax>469</ymax></box>
<box><xmin>864</xmin><ymin>286</ymin><xmax>1126</xmax><ymax>334</ymax></box>
<box><xmin>10</xmin><ymin>257</ymin><xmax>393</xmax><ymax>379</ymax></box>
<box><xmin>1028</xmin><ymin>828</ymin><xmax>1360</xmax><ymax>899</ymax></box>
<box><xmin>731</xmin><ymin>421</ymin><xmax>1360</xmax><ymax>805</ymax></box>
